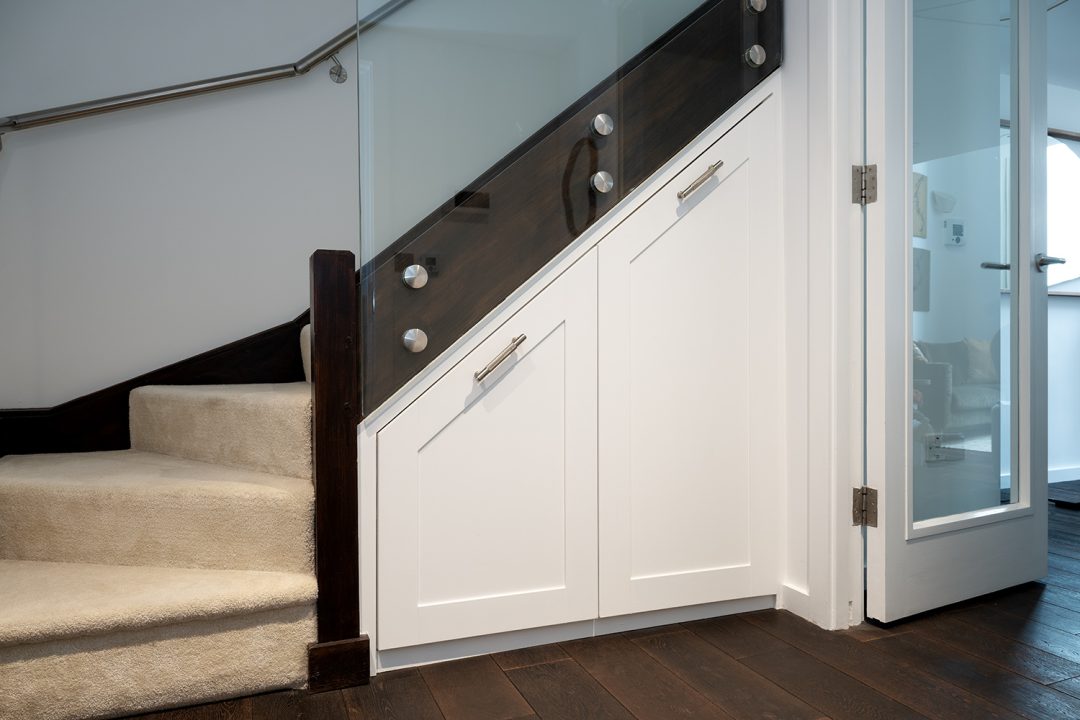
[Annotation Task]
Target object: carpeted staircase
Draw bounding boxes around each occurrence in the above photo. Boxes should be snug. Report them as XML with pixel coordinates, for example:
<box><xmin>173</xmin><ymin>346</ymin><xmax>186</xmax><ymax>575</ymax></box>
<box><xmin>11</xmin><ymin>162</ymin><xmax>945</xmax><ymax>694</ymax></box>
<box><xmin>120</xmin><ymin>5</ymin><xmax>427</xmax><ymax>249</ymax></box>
<box><xmin>0</xmin><ymin>332</ymin><xmax>317</xmax><ymax>719</ymax></box>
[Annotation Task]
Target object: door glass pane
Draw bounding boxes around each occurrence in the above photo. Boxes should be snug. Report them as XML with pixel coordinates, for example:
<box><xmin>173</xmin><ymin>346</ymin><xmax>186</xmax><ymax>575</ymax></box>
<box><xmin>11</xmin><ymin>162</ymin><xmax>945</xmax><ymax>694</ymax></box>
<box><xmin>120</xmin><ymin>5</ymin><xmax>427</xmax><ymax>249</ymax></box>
<box><xmin>911</xmin><ymin>0</ymin><xmax>1016</xmax><ymax>522</ymax></box>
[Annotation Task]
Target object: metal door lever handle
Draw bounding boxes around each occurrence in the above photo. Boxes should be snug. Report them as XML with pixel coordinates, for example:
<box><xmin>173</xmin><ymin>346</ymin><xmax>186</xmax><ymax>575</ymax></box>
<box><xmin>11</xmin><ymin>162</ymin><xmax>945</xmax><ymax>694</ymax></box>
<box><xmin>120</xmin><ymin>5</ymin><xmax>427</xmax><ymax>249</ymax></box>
<box><xmin>475</xmin><ymin>334</ymin><xmax>527</xmax><ymax>382</ymax></box>
<box><xmin>980</xmin><ymin>262</ymin><xmax>1011</xmax><ymax>270</ymax></box>
<box><xmin>677</xmin><ymin>160</ymin><xmax>724</xmax><ymax>200</ymax></box>
<box><xmin>1036</xmin><ymin>254</ymin><xmax>1066</xmax><ymax>272</ymax></box>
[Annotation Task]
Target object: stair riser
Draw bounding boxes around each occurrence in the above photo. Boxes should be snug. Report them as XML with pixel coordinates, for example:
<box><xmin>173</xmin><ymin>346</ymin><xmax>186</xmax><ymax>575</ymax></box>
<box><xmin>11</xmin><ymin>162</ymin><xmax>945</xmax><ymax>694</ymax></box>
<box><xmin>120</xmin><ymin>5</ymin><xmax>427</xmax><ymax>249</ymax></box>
<box><xmin>0</xmin><ymin>483</ymin><xmax>313</xmax><ymax>573</ymax></box>
<box><xmin>0</xmin><ymin>605</ymin><xmax>314</xmax><ymax>720</ymax></box>
<box><xmin>130</xmin><ymin>384</ymin><xmax>313</xmax><ymax>480</ymax></box>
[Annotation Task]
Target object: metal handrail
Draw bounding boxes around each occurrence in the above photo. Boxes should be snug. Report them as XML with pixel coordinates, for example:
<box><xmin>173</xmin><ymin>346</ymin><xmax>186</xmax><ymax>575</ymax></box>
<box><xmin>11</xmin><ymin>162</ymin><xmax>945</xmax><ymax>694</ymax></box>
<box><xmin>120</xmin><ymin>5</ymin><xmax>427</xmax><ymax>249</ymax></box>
<box><xmin>0</xmin><ymin>0</ymin><xmax>413</xmax><ymax>135</ymax></box>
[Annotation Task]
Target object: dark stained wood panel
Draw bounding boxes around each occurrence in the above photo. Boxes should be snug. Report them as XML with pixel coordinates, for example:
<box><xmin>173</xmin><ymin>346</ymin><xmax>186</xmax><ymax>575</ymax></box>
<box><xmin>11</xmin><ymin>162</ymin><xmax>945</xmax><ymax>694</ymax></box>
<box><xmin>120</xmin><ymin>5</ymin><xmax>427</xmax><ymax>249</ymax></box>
<box><xmin>681</xmin><ymin>614</ymin><xmax>791</xmax><ymax>659</ymax></box>
<box><xmin>742</xmin><ymin>611</ymin><xmax>1023</xmax><ymax>720</ymax></box>
<box><xmin>634</xmin><ymin>629</ymin><xmax>825</xmax><ymax>720</ymax></box>
<box><xmin>249</xmin><ymin>692</ymin><xmax>301</xmax><ymax>720</ymax></box>
<box><xmin>1051</xmin><ymin>676</ymin><xmax>1080</xmax><ymax>700</ymax></box>
<box><xmin>871</xmin><ymin>631</ymin><xmax>1080</xmax><ymax>720</ymax></box>
<box><xmin>491</xmin><ymin>643</ymin><xmax>569</xmax><ymax>671</ymax></box>
<box><xmin>1049</xmin><ymin>479</ymin><xmax>1080</xmax><ymax>508</ymax></box>
<box><xmin>341</xmin><ymin>669</ymin><xmax>445</xmax><ymax>720</ymax></box>
<box><xmin>0</xmin><ymin>311</ymin><xmax>309</xmax><ymax>457</ymax></box>
<box><xmin>504</xmin><ymin>660</ymin><xmax>634</xmax><ymax>720</ymax></box>
<box><xmin>300</xmin><ymin>690</ymin><xmax>350</xmax><ymax>720</ymax></box>
<box><xmin>988</xmin><ymin>583</ymin><xmax>1080</xmax><ymax>634</ymax></box>
<box><xmin>419</xmin><ymin>655</ymin><xmax>534</xmax><ymax>720</ymax></box>
<box><xmin>908</xmin><ymin>613</ymin><xmax>1080</xmax><ymax>684</ymax></box>
<box><xmin>309</xmin><ymin>637</ymin><xmax>370</xmax><ymax>693</ymax></box>
<box><xmin>946</xmin><ymin>603</ymin><xmax>1080</xmax><ymax>667</ymax></box>
<box><xmin>560</xmin><ymin>633</ymin><xmax>732</xmax><ymax>719</ymax></box>
<box><xmin>739</xmin><ymin>646</ymin><xmax>929</xmax><ymax>720</ymax></box>
<box><xmin>361</xmin><ymin>0</ymin><xmax>783</xmax><ymax>413</ymax></box>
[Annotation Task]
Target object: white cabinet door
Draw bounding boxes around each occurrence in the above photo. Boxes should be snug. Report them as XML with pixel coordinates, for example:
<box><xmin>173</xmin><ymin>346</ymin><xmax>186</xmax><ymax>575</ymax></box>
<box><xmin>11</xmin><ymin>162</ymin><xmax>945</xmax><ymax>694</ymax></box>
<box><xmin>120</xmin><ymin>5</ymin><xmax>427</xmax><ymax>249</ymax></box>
<box><xmin>377</xmin><ymin>250</ymin><xmax>598</xmax><ymax>650</ymax></box>
<box><xmin>598</xmin><ymin>99</ymin><xmax>781</xmax><ymax>617</ymax></box>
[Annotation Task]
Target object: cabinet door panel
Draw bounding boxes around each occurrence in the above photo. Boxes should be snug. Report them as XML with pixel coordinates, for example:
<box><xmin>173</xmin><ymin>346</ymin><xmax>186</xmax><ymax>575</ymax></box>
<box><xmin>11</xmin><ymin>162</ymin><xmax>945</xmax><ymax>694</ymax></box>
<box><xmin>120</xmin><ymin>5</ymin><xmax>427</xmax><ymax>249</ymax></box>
<box><xmin>378</xmin><ymin>250</ymin><xmax>598</xmax><ymax>650</ymax></box>
<box><xmin>599</xmin><ymin>99</ymin><xmax>781</xmax><ymax>616</ymax></box>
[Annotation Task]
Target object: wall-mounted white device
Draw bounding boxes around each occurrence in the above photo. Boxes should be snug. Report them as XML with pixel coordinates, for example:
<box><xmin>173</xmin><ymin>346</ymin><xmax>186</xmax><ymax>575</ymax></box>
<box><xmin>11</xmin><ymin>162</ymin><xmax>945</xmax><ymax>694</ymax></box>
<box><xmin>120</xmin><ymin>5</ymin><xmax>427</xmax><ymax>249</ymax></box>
<box><xmin>944</xmin><ymin>218</ymin><xmax>965</xmax><ymax>247</ymax></box>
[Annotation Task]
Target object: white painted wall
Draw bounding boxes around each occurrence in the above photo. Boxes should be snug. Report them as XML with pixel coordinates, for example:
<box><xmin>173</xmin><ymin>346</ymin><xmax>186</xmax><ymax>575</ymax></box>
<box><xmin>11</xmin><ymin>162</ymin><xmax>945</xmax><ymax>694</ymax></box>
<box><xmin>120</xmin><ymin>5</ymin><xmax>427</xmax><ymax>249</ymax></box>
<box><xmin>912</xmin><ymin>150</ymin><xmax>1004</xmax><ymax>345</ymax></box>
<box><xmin>1048</xmin><ymin>295</ymin><xmax>1080</xmax><ymax>482</ymax></box>
<box><xmin>0</xmin><ymin>1</ymin><xmax>360</xmax><ymax>408</ymax></box>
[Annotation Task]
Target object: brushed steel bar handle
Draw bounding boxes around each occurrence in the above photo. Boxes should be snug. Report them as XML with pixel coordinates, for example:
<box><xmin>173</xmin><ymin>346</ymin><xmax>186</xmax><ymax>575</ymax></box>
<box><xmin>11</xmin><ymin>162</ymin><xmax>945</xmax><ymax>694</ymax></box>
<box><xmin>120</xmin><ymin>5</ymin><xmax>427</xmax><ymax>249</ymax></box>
<box><xmin>475</xmin><ymin>334</ymin><xmax>527</xmax><ymax>382</ymax></box>
<box><xmin>677</xmin><ymin>160</ymin><xmax>724</xmax><ymax>201</ymax></box>
<box><xmin>1036</xmin><ymin>253</ymin><xmax>1067</xmax><ymax>272</ymax></box>
<box><xmin>980</xmin><ymin>261</ymin><xmax>1011</xmax><ymax>270</ymax></box>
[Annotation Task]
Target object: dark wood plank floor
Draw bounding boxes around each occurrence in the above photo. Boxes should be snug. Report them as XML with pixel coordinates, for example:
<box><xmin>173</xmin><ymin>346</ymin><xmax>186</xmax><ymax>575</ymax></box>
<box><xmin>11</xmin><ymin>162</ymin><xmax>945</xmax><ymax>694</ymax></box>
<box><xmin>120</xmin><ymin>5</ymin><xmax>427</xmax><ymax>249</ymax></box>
<box><xmin>131</xmin><ymin>504</ymin><xmax>1080</xmax><ymax>720</ymax></box>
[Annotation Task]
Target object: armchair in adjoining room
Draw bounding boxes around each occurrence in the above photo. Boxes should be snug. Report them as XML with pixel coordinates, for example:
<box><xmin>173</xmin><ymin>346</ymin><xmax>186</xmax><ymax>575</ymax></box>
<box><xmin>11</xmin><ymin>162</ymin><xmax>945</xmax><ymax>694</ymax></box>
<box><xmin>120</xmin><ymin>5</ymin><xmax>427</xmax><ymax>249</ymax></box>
<box><xmin>913</xmin><ymin>336</ymin><xmax>1001</xmax><ymax>435</ymax></box>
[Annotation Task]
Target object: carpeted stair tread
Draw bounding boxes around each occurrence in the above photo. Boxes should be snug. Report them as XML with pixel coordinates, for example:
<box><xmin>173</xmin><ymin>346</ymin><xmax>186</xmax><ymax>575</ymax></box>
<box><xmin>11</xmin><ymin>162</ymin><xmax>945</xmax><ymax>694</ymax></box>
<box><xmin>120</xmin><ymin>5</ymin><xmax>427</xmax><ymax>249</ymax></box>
<box><xmin>0</xmin><ymin>560</ymin><xmax>316</xmax><ymax>648</ymax></box>
<box><xmin>130</xmin><ymin>382</ymin><xmax>312</xmax><ymax>479</ymax></box>
<box><xmin>0</xmin><ymin>450</ymin><xmax>313</xmax><ymax>573</ymax></box>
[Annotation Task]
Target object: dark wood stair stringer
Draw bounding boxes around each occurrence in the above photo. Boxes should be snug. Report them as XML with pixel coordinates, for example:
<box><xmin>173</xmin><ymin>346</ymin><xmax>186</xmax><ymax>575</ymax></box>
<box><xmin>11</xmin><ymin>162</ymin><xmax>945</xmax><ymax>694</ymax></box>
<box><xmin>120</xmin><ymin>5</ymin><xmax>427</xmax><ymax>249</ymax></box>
<box><xmin>0</xmin><ymin>312</ymin><xmax>309</xmax><ymax>458</ymax></box>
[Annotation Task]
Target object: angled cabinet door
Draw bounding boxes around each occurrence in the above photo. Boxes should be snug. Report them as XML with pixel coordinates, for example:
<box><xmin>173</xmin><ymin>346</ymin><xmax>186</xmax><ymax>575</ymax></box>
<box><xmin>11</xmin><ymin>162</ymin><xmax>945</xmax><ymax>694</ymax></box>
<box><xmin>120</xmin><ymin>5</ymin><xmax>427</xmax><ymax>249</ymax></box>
<box><xmin>377</xmin><ymin>250</ymin><xmax>598</xmax><ymax>650</ymax></box>
<box><xmin>598</xmin><ymin>99</ymin><xmax>781</xmax><ymax>617</ymax></box>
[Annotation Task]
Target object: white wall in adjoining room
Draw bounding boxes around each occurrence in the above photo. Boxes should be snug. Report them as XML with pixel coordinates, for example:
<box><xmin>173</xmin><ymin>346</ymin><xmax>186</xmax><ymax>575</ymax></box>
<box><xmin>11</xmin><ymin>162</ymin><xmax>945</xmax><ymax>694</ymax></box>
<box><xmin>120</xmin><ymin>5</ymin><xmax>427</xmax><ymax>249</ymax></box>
<box><xmin>1045</xmin><ymin>71</ymin><xmax>1080</xmax><ymax>483</ymax></box>
<box><xmin>910</xmin><ymin>2</ymin><xmax>1007</xmax><ymax>348</ymax></box>
<box><xmin>1047</xmin><ymin>295</ymin><xmax>1080</xmax><ymax>482</ymax></box>
<box><xmin>0</xmin><ymin>1</ymin><xmax>360</xmax><ymax>408</ymax></box>
<box><xmin>911</xmin><ymin>149</ymin><xmax>1004</xmax><ymax>347</ymax></box>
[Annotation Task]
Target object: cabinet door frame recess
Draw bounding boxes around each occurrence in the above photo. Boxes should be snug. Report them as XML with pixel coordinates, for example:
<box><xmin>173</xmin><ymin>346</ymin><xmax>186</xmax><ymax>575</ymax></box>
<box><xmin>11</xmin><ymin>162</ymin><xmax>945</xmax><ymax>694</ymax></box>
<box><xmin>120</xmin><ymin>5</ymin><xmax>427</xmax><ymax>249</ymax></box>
<box><xmin>598</xmin><ymin>99</ymin><xmax>782</xmax><ymax>616</ymax></box>
<box><xmin>376</xmin><ymin>251</ymin><xmax>599</xmax><ymax>650</ymax></box>
<box><xmin>358</xmin><ymin>84</ymin><xmax>782</xmax><ymax>669</ymax></box>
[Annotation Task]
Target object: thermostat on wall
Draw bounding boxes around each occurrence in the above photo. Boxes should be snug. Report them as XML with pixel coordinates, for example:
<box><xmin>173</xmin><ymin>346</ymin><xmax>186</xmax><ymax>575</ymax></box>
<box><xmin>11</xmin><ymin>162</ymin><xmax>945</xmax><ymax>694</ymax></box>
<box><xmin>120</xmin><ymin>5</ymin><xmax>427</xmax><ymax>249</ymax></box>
<box><xmin>944</xmin><ymin>218</ymin><xmax>965</xmax><ymax>247</ymax></box>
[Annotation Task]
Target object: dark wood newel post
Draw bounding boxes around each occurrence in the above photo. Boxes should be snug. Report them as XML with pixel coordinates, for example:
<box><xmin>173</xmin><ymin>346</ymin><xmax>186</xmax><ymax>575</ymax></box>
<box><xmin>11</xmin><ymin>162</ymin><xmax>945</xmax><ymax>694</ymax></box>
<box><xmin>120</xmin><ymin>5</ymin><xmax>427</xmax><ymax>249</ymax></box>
<box><xmin>308</xmin><ymin>249</ymin><xmax>368</xmax><ymax>690</ymax></box>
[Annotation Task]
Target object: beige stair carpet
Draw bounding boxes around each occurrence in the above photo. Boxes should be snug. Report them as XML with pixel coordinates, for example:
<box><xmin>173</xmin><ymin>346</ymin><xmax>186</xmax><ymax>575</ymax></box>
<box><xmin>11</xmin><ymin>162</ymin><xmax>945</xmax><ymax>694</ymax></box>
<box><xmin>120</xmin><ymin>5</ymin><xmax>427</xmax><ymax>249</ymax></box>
<box><xmin>0</xmin><ymin>450</ymin><xmax>313</xmax><ymax>573</ymax></box>
<box><xmin>0</xmin><ymin>560</ymin><xmax>315</xmax><ymax>720</ymax></box>
<box><xmin>130</xmin><ymin>382</ymin><xmax>312</xmax><ymax>479</ymax></box>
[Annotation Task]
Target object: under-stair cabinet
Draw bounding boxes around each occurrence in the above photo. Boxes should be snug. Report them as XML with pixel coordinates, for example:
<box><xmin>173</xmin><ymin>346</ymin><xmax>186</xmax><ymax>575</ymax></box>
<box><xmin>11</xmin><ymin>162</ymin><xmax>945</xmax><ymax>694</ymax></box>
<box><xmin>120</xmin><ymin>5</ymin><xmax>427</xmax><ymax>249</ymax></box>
<box><xmin>363</xmin><ymin>91</ymin><xmax>783</xmax><ymax>665</ymax></box>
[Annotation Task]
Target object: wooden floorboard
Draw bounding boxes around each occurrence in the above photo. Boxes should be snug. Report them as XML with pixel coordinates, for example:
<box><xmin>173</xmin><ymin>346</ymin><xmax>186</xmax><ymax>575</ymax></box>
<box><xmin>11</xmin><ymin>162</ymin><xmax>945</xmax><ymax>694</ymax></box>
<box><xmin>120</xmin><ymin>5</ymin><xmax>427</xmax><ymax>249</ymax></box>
<box><xmin>742</xmin><ymin>610</ymin><xmax>1023</xmax><ymax>720</ymax></box>
<box><xmin>504</xmin><ymin>658</ymin><xmax>635</xmax><ymax>720</ymax></box>
<box><xmin>680</xmin><ymin>613</ymin><xmax>792</xmax><ymax>659</ymax></box>
<box><xmin>633</xmin><ymin>628</ymin><xmax>826</xmax><ymax>720</ymax></box>
<box><xmin>341</xmin><ymin>669</ymin><xmax>445</xmax><ymax>720</ymax></box>
<box><xmin>907</xmin><ymin>613</ymin><xmax>1080</xmax><ymax>684</ymax></box>
<box><xmin>986</xmin><ymin>582</ymin><xmax>1080</xmax><ymax>633</ymax></box>
<box><xmin>249</xmin><ymin>692</ymin><xmax>300</xmax><ymax>720</ymax></box>
<box><xmin>945</xmin><ymin>603</ymin><xmax>1080</xmax><ymax>666</ymax></box>
<box><xmin>492</xmin><ymin>643</ymin><xmax>570</xmax><ymax>671</ymax></box>
<box><xmin>739</xmin><ymin>645</ymin><xmax>929</xmax><ymax>720</ymax></box>
<box><xmin>125</xmin><ymin>503</ymin><xmax>1080</xmax><ymax>720</ymax></box>
<box><xmin>561</xmin><ymin>633</ymin><xmax>732</xmax><ymax>719</ymax></box>
<box><xmin>418</xmin><ymin>655</ymin><xmax>535</xmax><ymax>720</ymax></box>
<box><xmin>870</xmin><ymin>630</ymin><xmax>1080</xmax><ymax>720</ymax></box>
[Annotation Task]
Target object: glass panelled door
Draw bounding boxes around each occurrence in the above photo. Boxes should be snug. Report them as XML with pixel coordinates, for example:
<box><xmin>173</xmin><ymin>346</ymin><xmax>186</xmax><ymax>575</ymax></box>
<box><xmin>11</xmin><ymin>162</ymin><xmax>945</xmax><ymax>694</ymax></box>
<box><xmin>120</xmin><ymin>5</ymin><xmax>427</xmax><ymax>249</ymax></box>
<box><xmin>865</xmin><ymin>0</ymin><xmax>1048</xmax><ymax>623</ymax></box>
